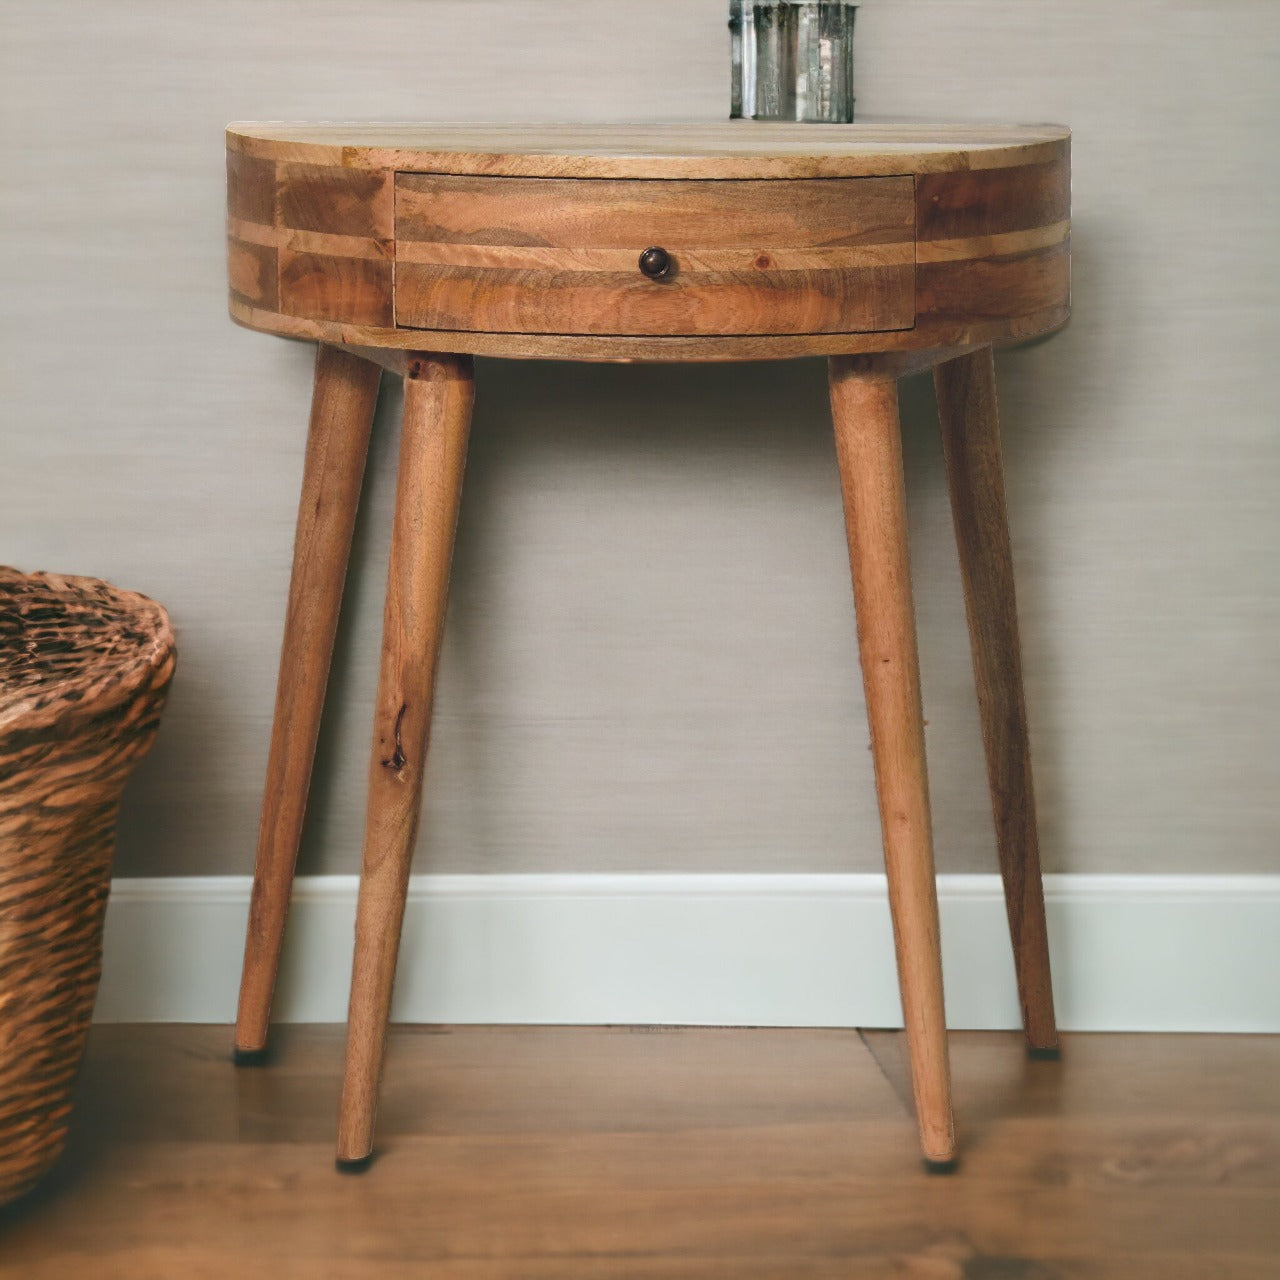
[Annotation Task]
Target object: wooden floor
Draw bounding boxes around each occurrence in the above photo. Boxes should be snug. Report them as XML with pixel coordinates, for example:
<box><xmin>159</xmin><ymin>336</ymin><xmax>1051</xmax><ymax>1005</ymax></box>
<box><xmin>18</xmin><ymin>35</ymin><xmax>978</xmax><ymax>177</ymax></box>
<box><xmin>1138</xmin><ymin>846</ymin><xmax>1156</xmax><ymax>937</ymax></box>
<box><xmin>1</xmin><ymin>1027</ymin><xmax>1277</xmax><ymax>1278</ymax></box>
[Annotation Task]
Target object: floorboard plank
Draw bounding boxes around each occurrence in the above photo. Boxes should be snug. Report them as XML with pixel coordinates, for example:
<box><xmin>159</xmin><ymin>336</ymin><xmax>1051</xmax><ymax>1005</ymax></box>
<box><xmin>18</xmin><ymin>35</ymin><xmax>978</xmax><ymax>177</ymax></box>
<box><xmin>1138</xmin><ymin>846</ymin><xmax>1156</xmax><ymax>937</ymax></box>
<box><xmin>1</xmin><ymin>1027</ymin><xmax>1276</xmax><ymax>1278</ymax></box>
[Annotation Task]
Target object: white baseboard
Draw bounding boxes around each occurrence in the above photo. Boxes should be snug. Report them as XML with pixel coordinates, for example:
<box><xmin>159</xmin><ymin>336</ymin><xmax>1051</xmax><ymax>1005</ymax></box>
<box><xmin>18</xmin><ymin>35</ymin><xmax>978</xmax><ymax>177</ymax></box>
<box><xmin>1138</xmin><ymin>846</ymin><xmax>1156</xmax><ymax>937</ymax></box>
<box><xmin>95</xmin><ymin>873</ymin><xmax>1280</xmax><ymax>1032</ymax></box>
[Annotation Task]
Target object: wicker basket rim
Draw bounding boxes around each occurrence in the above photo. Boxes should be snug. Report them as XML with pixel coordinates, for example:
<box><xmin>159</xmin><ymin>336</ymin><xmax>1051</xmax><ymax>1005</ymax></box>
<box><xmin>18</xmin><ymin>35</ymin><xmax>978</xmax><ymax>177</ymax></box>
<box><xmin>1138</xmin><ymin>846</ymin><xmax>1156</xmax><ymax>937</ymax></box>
<box><xmin>0</xmin><ymin>566</ymin><xmax>176</xmax><ymax>736</ymax></box>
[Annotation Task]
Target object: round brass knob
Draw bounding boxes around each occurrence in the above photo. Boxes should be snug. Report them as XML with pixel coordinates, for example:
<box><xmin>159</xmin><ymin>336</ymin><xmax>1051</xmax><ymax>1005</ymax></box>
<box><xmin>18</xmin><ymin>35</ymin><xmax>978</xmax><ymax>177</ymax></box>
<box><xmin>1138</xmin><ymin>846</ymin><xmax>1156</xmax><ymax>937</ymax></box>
<box><xmin>638</xmin><ymin>246</ymin><xmax>671</xmax><ymax>279</ymax></box>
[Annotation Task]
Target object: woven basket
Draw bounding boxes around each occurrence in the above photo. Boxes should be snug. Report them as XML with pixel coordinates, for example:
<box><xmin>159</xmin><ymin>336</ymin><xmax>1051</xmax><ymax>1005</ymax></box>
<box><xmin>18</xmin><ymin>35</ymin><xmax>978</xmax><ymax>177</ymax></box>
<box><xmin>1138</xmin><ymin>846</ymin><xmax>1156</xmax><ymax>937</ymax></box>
<box><xmin>0</xmin><ymin>567</ymin><xmax>175</xmax><ymax>1206</ymax></box>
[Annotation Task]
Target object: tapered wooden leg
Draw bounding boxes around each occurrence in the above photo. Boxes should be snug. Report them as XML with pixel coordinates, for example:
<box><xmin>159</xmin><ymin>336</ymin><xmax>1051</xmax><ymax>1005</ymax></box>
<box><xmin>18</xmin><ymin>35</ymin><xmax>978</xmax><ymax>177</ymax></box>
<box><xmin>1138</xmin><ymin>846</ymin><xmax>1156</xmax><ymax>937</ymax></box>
<box><xmin>829</xmin><ymin>359</ymin><xmax>956</xmax><ymax>1167</ymax></box>
<box><xmin>336</xmin><ymin>353</ymin><xmax>474</xmax><ymax>1168</ymax></box>
<box><xmin>935</xmin><ymin>346</ymin><xmax>1058</xmax><ymax>1055</ymax></box>
<box><xmin>234</xmin><ymin>344</ymin><xmax>381</xmax><ymax>1062</ymax></box>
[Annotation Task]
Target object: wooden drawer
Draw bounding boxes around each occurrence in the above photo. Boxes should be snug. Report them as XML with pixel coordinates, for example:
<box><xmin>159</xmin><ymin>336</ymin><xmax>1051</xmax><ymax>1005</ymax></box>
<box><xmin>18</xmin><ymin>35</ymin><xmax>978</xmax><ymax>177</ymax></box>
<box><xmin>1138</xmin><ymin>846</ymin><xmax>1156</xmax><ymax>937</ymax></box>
<box><xmin>393</xmin><ymin>175</ymin><xmax>915</xmax><ymax>337</ymax></box>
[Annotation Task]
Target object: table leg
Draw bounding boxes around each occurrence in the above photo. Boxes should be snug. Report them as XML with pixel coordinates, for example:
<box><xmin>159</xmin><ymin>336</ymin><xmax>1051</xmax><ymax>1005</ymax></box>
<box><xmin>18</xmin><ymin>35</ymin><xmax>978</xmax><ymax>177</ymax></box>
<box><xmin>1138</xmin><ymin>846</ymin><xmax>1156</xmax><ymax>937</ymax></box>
<box><xmin>336</xmin><ymin>353</ymin><xmax>474</xmax><ymax>1169</ymax></box>
<box><xmin>829</xmin><ymin>359</ymin><xmax>957</xmax><ymax>1168</ymax></box>
<box><xmin>234</xmin><ymin>344</ymin><xmax>381</xmax><ymax>1063</ymax></box>
<box><xmin>934</xmin><ymin>346</ymin><xmax>1059</xmax><ymax>1055</ymax></box>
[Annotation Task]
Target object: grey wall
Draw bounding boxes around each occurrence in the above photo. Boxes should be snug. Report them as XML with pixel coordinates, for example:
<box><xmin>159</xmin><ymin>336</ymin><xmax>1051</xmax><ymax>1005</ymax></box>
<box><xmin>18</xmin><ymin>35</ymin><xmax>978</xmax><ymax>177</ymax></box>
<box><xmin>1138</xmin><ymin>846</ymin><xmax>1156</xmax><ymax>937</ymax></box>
<box><xmin>2</xmin><ymin>1</ymin><xmax>1277</xmax><ymax>878</ymax></box>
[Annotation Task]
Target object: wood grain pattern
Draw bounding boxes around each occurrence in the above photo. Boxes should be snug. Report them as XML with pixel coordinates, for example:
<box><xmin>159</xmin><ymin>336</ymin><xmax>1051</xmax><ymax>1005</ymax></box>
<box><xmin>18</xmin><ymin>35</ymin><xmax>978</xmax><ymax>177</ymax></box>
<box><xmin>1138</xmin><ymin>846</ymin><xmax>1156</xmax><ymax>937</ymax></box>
<box><xmin>397</xmin><ymin>265</ymin><xmax>914</xmax><ymax>338</ymax></box>
<box><xmin>226</xmin><ymin>149</ymin><xmax>274</xmax><ymax>226</ymax></box>
<box><xmin>395</xmin><ymin>174</ymin><xmax>914</xmax><ymax>248</ymax></box>
<box><xmin>228</xmin><ymin>294</ymin><xmax>1069</xmax><ymax>363</ymax></box>
<box><xmin>233</xmin><ymin>345</ymin><xmax>382</xmax><ymax>1059</ymax></box>
<box><xmin>7</xmin><ymin>1027</ymin><xmax>1276</xmax><ymax>1277</ymax></box>
<box><xmin>226</xmin><ymin>236</ymin><xmax>277</xmax><ymax>310</ymax></box>
<box><xmin>394</xmin><ymin>174</ymin><xmax>913</xmax><ymax>337</ymax></box>
<box><xmin>277</xmin><ymin>248</ymin><xmax>392</xmax><ymax>326</ymax></box>
<box><xmin>222</xmin><ymin>122</ymin><xmax>1070</xmax><ymax>1171</ymax></box>
<box><xmin>914</xmin><ymin>240</ymin><xmax>1071</xmax><ymax>326</ymax></box>
<box><xmin>0</xmin><ymin>569</ymin><xmax>175</xmax><ymax>1206</ymax></box>
<box><xmin>827</xmin><ymin>367</ymin><xmax>955</xmax><ymax>1165</ymax></box>
<box><xmin>277</xmin><ymin>162</ymin><xmax>393</xmax><ymax>240</ymax></box>
<box><xmin>913</xmin><ymin>146</ymin><xmax>1071</xmax><ymax>334</ymax></box>
<box><xmin>226</xmin><ymin>121</ymin><xmax>1071</xmax><ymax>178</ymax></box>
<box><xmin>338</xmin><ymin>354</ymin><xmax>474</xmax><ymax>1165</ymax></box>
<box><xmin>915</xmin><ymin>160</ymin><xmax>1070</xmax><ymax>241</ymax></box>
<box><xmin>935</xmin><ymin>347</ymin><xmax>1058</xmax><ymax>1053</ymax></box>
<box><xmin>226</xmin><ymin>125</ymin><xmax>1070</xmax><ymax>357</ymax></box>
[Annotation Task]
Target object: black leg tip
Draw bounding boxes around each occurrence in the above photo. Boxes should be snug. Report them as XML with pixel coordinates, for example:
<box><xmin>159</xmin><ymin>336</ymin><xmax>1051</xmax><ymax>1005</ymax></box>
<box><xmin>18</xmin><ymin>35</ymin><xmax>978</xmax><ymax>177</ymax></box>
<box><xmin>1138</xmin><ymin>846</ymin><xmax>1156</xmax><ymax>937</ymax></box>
<box><xmin>923</xmin><ymin>1157</ymin><xmax>959</xmax><ymax>1175</ymax></box>
<box><xmin>1028</xmin><ymin>1045</ymin><xmax>1062</xmax><ymax>1061</ymax></box>
<box><xmin>335</xmin><ymin>1153</ymin><xmax>375</xmax><ymax>1175</ymax></box>
<box><xmin>232</xmin><ymin>1046</ymin><xmax>269</xmax><ymax>1067</ymax></box>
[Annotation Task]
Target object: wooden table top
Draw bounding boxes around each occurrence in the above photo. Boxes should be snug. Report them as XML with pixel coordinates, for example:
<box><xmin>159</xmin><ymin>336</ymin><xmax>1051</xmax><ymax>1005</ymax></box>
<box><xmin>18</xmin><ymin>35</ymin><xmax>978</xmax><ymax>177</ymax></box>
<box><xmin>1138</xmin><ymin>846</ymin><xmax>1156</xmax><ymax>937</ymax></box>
<box><xmin>226</xmin><ymin>120</ymin><xmax>1071</xmax><ymax>361</ymax></box>
<box><xmin>226</xmin><ymin>120</ymin><xmax>1070</xmax><ymax>179</ymax></box>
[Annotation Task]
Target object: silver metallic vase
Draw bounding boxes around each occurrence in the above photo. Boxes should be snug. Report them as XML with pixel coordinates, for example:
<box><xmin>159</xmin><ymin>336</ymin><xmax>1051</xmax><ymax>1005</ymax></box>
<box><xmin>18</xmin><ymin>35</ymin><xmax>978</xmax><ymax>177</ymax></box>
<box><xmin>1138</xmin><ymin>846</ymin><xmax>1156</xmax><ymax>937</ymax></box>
<box><xmin>730</xmin><ymin>2</ymin><xmax>857</xmax><ymax>123</ymax></box>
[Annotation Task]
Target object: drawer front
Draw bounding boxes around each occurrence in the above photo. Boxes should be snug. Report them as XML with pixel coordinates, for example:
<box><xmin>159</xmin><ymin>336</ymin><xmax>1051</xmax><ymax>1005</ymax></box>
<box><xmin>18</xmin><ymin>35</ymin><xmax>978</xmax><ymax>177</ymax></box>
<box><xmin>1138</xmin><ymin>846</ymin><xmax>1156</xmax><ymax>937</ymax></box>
<box><xmin>394</xmin><ymin>175</ymin><xmax>915</xmax><ymax>337</ymax></box>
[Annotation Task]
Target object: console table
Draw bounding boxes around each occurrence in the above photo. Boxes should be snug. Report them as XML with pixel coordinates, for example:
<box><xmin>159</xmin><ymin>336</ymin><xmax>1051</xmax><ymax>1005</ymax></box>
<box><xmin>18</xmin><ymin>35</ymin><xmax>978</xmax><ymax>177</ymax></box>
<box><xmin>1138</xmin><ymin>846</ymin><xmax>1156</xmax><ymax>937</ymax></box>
<box><xmin>225</xmin><ymin>123</ymin><xmax>1069</xmax><ymax>1171</ymax></box>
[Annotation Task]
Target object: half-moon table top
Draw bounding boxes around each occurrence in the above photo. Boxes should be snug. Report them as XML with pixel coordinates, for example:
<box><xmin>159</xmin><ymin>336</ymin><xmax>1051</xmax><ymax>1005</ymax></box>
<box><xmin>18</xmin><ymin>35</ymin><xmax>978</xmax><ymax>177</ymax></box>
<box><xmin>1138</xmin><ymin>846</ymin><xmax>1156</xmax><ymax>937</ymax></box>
<box><xmin>226</xmin><ymin>121</ymin><xmax>1071</xmax><ymax>362</ymax></box>
<box><xmin>227</xmin><ymin>120</ymin><xmax>1070</xmax><ymax>179</ymax></box>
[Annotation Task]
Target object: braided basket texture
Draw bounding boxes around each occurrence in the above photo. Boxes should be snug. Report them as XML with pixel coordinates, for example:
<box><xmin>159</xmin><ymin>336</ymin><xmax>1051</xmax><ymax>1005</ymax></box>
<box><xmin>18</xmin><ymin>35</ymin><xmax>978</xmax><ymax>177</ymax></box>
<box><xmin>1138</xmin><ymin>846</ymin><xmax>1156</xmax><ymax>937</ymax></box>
<box><xmin>0</xmin><ymin>567</ymin><xmax>175</xmax><ymax>1206</ymax></box>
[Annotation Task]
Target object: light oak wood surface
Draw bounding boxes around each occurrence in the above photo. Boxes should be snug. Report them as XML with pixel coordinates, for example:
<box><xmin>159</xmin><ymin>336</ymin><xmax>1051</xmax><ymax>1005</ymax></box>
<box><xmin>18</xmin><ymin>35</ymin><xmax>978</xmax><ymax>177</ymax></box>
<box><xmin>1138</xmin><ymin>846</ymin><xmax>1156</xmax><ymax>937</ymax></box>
<box><xmin>3</xmin><ymin>1026</ymin><xmax>1277</xmax><ymax>1278</ymax></box>
<box><xmin>234</xmin><ymin>345</ymin><xmax>382</xmax><ymax>1059</ymax></box>
<box><xmin>226</xmin><ymin>121</ymin><xmax>1071</xmax><ymax>177</ymax></box>
<box><xmin>394</xmin><ymin>174</ymin><xmax>915</xmax><ymax>337</ymax></box>
<box><xmin>338</xmin><ymin>354</ymin><xmax>474</xmax><ymax>1165</ymax></box>
<box><xmin>935</xmin><ymin>348</ymin><xmax>1058</xmax><ymax>1053</ymax></box>
<box><xmin>225</xmin><ymin>300</ymin><xmax>1068</xmax><ymax>363</ymax></box>
<box><xmin>828</xmin><ymin>365</ymin><xmax>954</xmax><ymax>1165</ymax></box>
<box><xmin>226</xmin><ymin>121</ymin><xmax>1070</xmax><ymax>362</ymax></box>
<box><xmin>226</xmin><ymin>123</ymin><xmax>1068</xmax><ymax>1170</ymax></box>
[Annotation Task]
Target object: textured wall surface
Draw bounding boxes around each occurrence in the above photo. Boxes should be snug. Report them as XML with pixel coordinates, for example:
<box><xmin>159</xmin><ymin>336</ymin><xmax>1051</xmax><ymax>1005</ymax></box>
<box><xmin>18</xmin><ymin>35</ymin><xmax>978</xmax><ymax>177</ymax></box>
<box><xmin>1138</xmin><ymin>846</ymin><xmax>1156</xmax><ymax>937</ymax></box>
<box><xmin>2</xmin><ymin>1</ymin><xmax>1277</xmax><ymax>877</ymax></box>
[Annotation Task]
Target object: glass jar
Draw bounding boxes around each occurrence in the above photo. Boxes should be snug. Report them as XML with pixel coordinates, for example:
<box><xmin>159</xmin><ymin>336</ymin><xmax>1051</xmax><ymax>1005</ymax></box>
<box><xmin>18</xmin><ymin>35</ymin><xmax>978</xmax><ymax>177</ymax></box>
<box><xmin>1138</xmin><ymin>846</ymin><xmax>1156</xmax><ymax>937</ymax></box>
<box><xmin>730</xmin><ymin>2</ymin><xmax>857</xmax><ymax>123</ymax></box>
